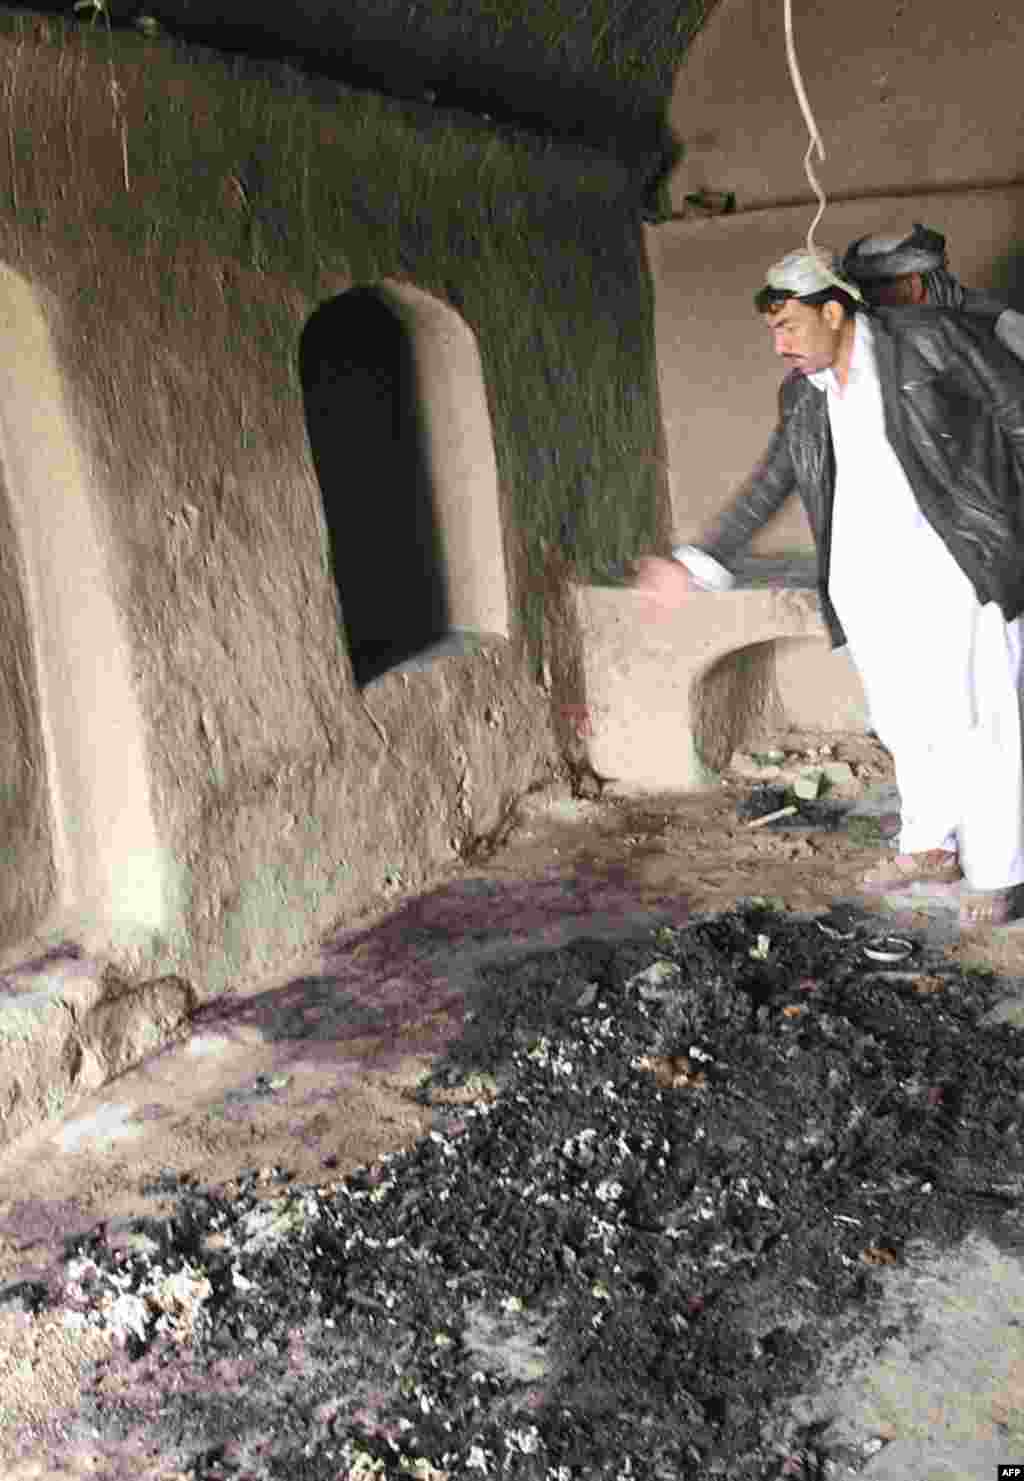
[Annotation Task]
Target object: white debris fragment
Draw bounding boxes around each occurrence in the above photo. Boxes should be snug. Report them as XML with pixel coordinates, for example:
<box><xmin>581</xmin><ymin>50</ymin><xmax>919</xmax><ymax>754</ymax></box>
<box><xmin>595</xmin><ymin>1179</ymin><xmax>624</xmax><ymax>1204</ymax></box>
<box><xmin>626</xmin><ymin>959</ymin><xmax>680</xmax><ymax>998</ymax></box>
<box><xmin>127</xmin><ymin>1300</ymin><xmax>168</xmax><ymax>1341</ymax></box>
<box><xmin>240</xmin><ymin>1193</ymin><xmax>321</xmax><ymax>1253</ymax></box>
<box><xmin>562</xmin><ymin>1128</ymin><xmax>598</xmax><ymax>1162</ymax></box>
<box><xmin>526</xmin><ymin>1037</ymin><xmax>577</xmax><ymax>1076</ymax></box>
<box><xmin>400</xmin><ymin>1458</ymin><xmax>449</xmax><ymax>1480</ymax></box>
<box><xmin>503</xmin><ymin>1427</ymin><xmax>541</xmax><ymax>1456</ymax></box>
<box><xmin>61</xmin><ymin>1254</ymin><xmax>213</xmax><ymax>1346</ymax></box>
<box><xmin>345</xmin><ymin>1449</ymin><xmax>386</xmax><ymax>1478</ymax></box>
<box><xmin>149</xmin><ymin>1263</ymin><xmax>213</xmax><ymax>1341</ymax></box>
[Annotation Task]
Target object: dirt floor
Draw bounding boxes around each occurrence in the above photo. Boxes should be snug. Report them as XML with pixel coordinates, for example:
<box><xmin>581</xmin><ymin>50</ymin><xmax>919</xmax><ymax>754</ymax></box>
<box><xmin>3</xmin><ymin>729</ymin><xmax>1024</xmax><ymax>1479</ymax></box>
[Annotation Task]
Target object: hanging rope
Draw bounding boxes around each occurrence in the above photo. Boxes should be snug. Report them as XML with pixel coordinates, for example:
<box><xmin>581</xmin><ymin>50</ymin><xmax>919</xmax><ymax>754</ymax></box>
<box><xmin>783</xmin><ymin>0</ymin><xmax>828</xmax><ymax>262</ymax></box>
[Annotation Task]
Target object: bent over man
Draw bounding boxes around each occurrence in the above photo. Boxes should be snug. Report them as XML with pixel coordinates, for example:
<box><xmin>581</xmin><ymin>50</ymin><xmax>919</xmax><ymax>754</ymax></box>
<box><xmin>841</xmin><ymin>222</ymin><xmax>1024</xmax><ymax>361</ymax></box>
<box><xmin>635</xmin><ymin>249</ymin><xmax>1024</xmax><ymax>925</ymax></box>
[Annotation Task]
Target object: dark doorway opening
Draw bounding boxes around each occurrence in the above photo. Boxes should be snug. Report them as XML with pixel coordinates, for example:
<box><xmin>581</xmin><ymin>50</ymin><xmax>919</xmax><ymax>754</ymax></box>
<box><xmin>300</xmin><ymin>287</ymin><xmax>449</xmax><ymax>687</ymax></box>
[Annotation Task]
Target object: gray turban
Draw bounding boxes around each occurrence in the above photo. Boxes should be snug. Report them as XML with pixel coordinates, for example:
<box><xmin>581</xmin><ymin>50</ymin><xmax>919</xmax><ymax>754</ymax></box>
<box><xmin>763</xmin><ymin>248</ymin><xmax>863</xmax><ymax>301</ymax></box>
<box><xmin>842</xmin><ymin>224</ymin><xmax>965</xmax><ymax>308</ymax></box>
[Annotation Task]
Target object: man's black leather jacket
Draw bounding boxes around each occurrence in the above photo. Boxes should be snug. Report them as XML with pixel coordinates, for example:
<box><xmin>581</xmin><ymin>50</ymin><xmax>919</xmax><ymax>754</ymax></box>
<box><xmin>697</xmin><ymin>306</ymin><xmax>1024</xmax><ymax>646</ymax></box>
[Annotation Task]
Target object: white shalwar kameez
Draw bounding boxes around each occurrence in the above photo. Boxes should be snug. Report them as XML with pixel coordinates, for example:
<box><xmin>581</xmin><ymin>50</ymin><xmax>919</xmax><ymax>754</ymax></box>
<box><xmin>809</xmin><ymin>316</ymin><xmax>1024</xmax><ymax>889</ymax></box>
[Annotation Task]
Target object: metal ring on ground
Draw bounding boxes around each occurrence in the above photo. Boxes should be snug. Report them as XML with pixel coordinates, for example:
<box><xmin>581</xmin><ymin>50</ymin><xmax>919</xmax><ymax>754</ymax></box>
<box><xmin>816</xmin><ymin>921</ymin><xmax>856</xmax><ymax>941</ymax></box>
<box><xmin>862</xmin><ymin>937</ymin><xmax>914</xmax><ymax>963</ymax></box>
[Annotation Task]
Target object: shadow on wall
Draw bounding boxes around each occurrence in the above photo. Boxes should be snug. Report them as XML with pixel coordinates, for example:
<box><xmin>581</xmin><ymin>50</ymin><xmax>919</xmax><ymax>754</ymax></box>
<box><xmin>690</xmin><ymin>639</ymin><xmax>782</xmax><ymax>774</ymax></box>
<box><xmin>691</xmin><ymin>636</ymin><xmax>870</xmax><ymax>774</ymax></box>
<box><xmin>300</xmin><ymin>287</ymin><xmax>449</xmax><ymax>687</ymax></box>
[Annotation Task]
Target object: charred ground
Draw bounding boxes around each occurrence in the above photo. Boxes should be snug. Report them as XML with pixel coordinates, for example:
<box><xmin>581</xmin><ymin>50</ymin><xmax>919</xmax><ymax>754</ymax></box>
<box><xmin>34</xmin><ymin>903</ymin><xmax>1024</xmax><ymax>1480</ymax></box>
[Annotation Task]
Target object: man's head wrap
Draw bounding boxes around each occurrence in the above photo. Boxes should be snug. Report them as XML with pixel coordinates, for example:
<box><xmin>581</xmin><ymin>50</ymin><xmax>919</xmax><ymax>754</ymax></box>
<box><xmin>841</xmin><ymin>224</ymin><xmax>966</xmax><ymax>309</ymax></box>
<box><xmin>762</xmin><ymin>248</ymin><xmax>864</xmax><ymax>303</ymax></box>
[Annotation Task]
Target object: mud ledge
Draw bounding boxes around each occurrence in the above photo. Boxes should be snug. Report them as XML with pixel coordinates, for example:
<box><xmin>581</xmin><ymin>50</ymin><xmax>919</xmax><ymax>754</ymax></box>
<box><xmin>0</xmin><ymin>948</ymin><xmax>195</xmax><ymax>1151</ymax></box>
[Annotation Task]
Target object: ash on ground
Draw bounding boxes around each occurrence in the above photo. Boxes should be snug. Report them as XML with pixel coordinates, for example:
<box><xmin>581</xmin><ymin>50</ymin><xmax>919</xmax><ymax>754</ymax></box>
<box><xmin>40</xmin><ymin>905</ymin><xmax>1024</xmax><ymax>1479</ymax></box>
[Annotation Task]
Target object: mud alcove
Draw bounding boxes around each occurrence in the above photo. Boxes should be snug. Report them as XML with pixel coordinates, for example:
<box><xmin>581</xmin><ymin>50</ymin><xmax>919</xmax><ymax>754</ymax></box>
<box><xmin>300</xmin><ymin>282</ymin><xmax>509</xmax><ymax>688</ymax></box>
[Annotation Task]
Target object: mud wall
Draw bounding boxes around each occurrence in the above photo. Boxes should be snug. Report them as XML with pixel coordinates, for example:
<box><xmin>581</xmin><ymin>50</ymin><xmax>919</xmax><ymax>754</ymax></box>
<box><xmin>0</xmin><ymin>473</ymin><xmax>53</xmax><ymax>941</ymax></box>
<box><xmin>0</xmin><ymin>12</ymin><xmax>668</xmax><ymax>992</ymax></box>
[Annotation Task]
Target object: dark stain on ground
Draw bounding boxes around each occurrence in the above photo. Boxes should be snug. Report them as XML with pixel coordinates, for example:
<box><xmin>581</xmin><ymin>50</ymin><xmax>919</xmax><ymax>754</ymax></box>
<box><xmin>0</xmin><ymin>940</ymin><xmax>88</xmax><ymax>994</ymax></box>
<box><xmin>25</xmin><ymin>905</ymin><xmax>1024</xmax><ymax>1479</ymax></box>
<box><xmin>191</xmin><ymin>873</ymin><xmax>687</xmax><ymax>1066</ymax></box>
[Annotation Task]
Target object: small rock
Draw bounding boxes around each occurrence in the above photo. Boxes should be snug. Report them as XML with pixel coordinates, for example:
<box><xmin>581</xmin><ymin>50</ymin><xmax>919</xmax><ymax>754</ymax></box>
<box><xmin>626</xmin><ymin>960</ymin><xmax>680</xmax><ymax>1000</ymax></box>
<box><xmin>793</xmin><ymin>771</ymin><xmax>822</xmax><ymax>799</ymax></box>
<box><xmin>81</xmin><ymin>975</ymin><xmax>197</xmax><ymax>1083</ymax></box>
<box><xmin>121</xmin><ymin>1231</ymin><xmax>161</xmax><ymax>1258</ymax></box>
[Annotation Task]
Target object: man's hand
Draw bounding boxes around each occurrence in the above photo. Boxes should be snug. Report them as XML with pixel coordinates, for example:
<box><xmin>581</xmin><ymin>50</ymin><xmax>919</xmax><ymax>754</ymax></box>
<box><xmin>631</xmin><ymin>555</ymin><xmax>698</xmax><ymax>610</ymax></box>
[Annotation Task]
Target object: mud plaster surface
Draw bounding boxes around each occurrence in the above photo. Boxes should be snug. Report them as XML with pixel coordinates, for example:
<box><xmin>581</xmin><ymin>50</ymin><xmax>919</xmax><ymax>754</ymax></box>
<box><xmin>3</xmin><ymin>731</ymin><xmax>1024</xmax><ymax>1476</ymax></box>
<box><xmin>818</xmin><ymin>1235</ymin><xmax>1024</xmax><ymax>1480</ymax></box>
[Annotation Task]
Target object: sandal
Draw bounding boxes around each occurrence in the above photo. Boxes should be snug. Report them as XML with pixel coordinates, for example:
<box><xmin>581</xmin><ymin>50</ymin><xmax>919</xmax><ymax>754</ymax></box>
<box><xmin>860</xmin><ymin>849</ymin><xmax>962</xmax><ymax>894</ymax></box>
<box><xmin>959</xmin><ymin>888</ymin><xmax>1017</xmax><ymax>928</ymax></box>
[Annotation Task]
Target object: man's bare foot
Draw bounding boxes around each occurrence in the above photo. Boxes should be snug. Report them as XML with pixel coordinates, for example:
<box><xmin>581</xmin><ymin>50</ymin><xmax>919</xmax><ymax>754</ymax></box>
<box><xmin>959</xmin><ymin>888</ymin><xmax>1017</xmax><ymax>927</ymax></box>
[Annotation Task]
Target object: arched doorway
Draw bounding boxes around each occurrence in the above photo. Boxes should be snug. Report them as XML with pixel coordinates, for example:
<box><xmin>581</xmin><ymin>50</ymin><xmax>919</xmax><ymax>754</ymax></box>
<box><xmin>300</xmin><ymin>282</ymin><xmax>508</xmax><ymax>687</ymax></box>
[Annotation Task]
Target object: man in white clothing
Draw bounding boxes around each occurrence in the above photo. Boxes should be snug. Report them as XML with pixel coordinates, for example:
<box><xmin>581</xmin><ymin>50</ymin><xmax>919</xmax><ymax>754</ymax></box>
<box><xmin>635</xmin><ymin>248</ymin><xmax>1024</xmax><ymax>926</ymax></box>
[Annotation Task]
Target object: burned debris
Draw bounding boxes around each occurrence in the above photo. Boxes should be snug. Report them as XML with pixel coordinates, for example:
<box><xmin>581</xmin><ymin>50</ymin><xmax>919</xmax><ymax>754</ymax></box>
<box><xmin>43</xmin><ymin>906</ymin><xmax>1024</xmax><ymax>1479</ymax></box>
